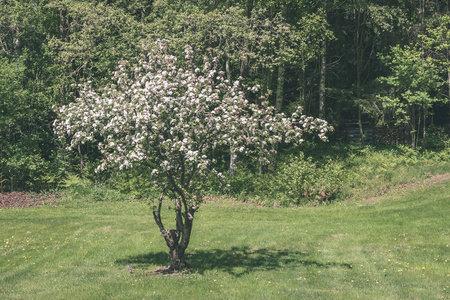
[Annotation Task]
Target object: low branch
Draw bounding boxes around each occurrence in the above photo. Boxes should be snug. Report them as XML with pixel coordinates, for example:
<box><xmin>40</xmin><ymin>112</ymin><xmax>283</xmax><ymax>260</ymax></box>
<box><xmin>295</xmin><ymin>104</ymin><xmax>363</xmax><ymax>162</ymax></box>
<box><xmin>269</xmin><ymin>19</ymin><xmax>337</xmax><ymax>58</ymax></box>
<box><xmin>152</xmin><ymin>189</ymin><xmax>172</xmax><ymax>247</ymax></box>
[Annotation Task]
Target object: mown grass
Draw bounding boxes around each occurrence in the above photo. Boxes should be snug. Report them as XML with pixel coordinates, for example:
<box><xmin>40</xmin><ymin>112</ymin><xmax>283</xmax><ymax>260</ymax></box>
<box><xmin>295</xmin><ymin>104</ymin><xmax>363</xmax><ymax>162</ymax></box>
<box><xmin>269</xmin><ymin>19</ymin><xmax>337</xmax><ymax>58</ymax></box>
<box><xmin>1</xmin><ymin>174</ymin><xmax>449</xmax><ymax>299</ymax></box>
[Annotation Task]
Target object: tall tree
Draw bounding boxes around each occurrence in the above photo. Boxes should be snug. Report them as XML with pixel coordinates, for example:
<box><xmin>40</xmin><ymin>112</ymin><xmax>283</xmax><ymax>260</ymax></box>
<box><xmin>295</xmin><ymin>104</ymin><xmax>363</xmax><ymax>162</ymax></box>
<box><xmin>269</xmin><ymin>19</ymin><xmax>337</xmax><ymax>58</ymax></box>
<box><xmin>44</xmin><ymin>0</ymin><xmax>143</xmax><ymax>104</ymax></box>
<box><xmin>378</xmin><ymin>45</ymin><xmax>444</xmax><ymax>149</ymax></box>
<box><xmin>421</xmin><ymin>15</ymin><xmax>450</xmax><ymax>109</ymax></box>
<box><xmin>0</xmin><ymin>0</ymin><xmax>59</xmax><ymax>191</ymax></box>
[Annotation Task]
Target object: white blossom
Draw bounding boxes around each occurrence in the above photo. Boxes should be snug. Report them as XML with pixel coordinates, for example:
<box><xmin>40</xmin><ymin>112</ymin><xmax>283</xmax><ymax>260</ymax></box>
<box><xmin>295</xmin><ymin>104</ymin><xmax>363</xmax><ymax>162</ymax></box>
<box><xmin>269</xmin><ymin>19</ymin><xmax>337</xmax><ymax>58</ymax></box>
<box><xmin>54</xmin><ymin>40</ymin><xmax>333</xmax><ymax>201</ymax></box>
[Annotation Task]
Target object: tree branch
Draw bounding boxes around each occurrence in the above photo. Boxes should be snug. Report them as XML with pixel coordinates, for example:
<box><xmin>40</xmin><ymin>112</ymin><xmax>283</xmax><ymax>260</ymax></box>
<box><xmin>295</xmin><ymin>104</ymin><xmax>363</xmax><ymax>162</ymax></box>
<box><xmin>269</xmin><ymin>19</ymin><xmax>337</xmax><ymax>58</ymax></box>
<box><xmin>152</xmin><ymin>189</ymin><xmax>173</xmax><ymax>247</ymax></box>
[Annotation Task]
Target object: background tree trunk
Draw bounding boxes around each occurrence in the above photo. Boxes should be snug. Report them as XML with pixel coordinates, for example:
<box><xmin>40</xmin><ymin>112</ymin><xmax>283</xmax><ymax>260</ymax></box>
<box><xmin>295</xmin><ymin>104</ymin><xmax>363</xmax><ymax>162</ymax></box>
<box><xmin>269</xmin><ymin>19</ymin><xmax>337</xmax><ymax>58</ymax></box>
<box><xmin>230</xmin><ymin>148</ymin><xmax>237</xmax><ymax>177</ymax></box>
<box><xmin>271</xmin><ymin>61</ymin><xmax>285</xmax><ymax>171</ymax></box>
<box><xmin>356</xmin><ymin>8</ymin><xmax>364</xmax><ymax>143</ymax></box>
<box><xmin>276</xmin><ymin>62</ymin><xmax>285</xmax><ymax>112</ymax></box>
<box><xmin>319</xmin><ymin>40</ymin><xmax>326</xmax><ymax>119</ymax></box>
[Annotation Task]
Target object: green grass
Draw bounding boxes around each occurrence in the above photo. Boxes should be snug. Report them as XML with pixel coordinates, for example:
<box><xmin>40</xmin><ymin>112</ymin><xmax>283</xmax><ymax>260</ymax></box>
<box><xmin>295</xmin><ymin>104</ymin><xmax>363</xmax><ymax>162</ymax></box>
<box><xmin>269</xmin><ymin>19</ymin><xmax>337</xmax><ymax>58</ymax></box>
<box><xmin>1</xmin><ymin>178</ymin><xmax>449</xmax><ymax>299</ymax></box>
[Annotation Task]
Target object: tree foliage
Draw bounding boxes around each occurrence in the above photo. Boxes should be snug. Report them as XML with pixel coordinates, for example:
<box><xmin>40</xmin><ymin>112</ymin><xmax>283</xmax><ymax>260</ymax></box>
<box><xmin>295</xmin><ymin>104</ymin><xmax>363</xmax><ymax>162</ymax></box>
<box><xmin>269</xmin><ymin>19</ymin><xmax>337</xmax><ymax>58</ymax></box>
<box><xmin>378</xmin><ymin>42</ymin><xmax>447</xmax><ymax>148</ymax></box>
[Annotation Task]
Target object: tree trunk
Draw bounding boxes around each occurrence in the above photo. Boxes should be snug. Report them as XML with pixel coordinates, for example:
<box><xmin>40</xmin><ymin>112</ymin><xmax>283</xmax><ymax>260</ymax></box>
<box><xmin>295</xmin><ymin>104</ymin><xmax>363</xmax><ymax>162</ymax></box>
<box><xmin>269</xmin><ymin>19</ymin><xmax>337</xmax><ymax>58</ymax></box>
<box><xmin>225</xmin><ymin>52</ymin><xmax>237</xmax><ymax>177</ymax></box>
<box><xmin>416</xmin><ymin>106</ymin><xmax>421</xmax><ymax>149</ymax></box>
<box><xmin>225</xmin><ymin>52</ymin><xmax>231</xmax><ymax>82</ymax></box>
<box><xmin>77</xmin><ymin>144</ymin><xmax>85</xmax><ymax>172</ymax></box>
<box><xmin>319</xmin><ymin>1</ymin><xmax>328</xmax><ymax>119</ymax></box>
<box><xmin>357</xmin><ymin>105</ymin><xmax>364</xmax><ymax>143</ymax></box>
<box><xmin>319</xmin><ymin>41</ymin><xmax>326</xmax><ymax>119</ymax></box>
<box><xmin>275</xmin><ymin>62</ymin><xmax>285</xmax><ymax>112</ymax></box>
<box><xmin>411</xmin><ymin>105</ymin><xmax>416</xmax><ymax>150</ymax></box>
<box><xmin>299</xmin><ymin>65</ymin><xmax>306</xmax><ymax>108</ymax></box>
<box><xmin>423</xmin><ymin>105</ymin><xmax>427</xmax><ymax>149</ymax></box>
<box><xmin>356</xmin><ymin>8</ymin><xmax>364</xmax><ymax>143</ymax></box>
<box><xmin>448</xmin><ymin>67</ymin><xmax>450</xmax><ymax>102</ymax></box>
<box><xmin>230</xmin><ymin>147</ymin><xmax>236</xmax><ymax>177</ymax></box>
<box><xmin>167</xmin><ymin>229</ymin><xmax>184</xmax><ymax>269</ymax></box>
<box><xmin>447</xmin><ymin>55</ymin><xmax>450</xmax><ymax>119</ymax></box>
<box><xmin>152</xmin><ymin>191</ymin><xmax>197</xmax><ymax>270</ymax></box>
<box><xmin>271</xmin><ymin>61</ymin><xmax>285</xmax><ymax>172</ymax></box>
<box><xmin>448</xmin><ymin>72</ymin><xmax>450</xmax><ymax>120</ymax></box>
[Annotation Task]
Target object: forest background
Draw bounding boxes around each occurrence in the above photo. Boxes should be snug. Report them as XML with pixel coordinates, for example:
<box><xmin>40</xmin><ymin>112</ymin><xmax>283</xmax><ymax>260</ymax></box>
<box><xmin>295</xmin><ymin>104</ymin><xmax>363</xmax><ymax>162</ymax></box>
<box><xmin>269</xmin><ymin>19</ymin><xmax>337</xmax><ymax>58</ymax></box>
<box><xmin>1</xmin><ymin>0</ymin><xmax>449</xmax><ymax>204</ymax></box>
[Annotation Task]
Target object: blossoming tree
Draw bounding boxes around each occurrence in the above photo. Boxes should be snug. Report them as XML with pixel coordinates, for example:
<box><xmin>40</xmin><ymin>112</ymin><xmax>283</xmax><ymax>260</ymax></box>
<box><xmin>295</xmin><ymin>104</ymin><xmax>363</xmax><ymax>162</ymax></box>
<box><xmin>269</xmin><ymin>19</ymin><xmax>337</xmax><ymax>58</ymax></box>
<box><xmin>54</xmin><ymin>41</ymin><xmax>332</xmax><ymax>270</ymax></box>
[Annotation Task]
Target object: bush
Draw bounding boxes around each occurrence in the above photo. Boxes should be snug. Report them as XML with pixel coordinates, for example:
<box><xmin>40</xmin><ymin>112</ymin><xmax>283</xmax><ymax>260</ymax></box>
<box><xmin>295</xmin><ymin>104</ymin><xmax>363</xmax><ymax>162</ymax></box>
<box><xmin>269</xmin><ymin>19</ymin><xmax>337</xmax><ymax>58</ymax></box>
<box><xmin>107</xmin><ymin>167</ymin><xmax>161</xmax><ymax>200</ymax></box>
<box><xmin>0</xmin><ymin>151</ymin><xmax>60</xmax><ymax>192</ymax></box>
<box><xmin>61</xmin><ymin>174</ymin><xmax>126</xmax><ymax>203</ymax></box>
<box><xmin>274</xmin><ymin>153</ymin><xmax>344</xmax><ymax>205</ymax></box>
<box><xmin>425</xmin><ymin>125</ymin><xmax>450</xmax><ymax>150</ymax></box>
<box><xmin>225</xmin><ymin>153</ymin><xmax>344</xmax><ymax>206</ymax></box>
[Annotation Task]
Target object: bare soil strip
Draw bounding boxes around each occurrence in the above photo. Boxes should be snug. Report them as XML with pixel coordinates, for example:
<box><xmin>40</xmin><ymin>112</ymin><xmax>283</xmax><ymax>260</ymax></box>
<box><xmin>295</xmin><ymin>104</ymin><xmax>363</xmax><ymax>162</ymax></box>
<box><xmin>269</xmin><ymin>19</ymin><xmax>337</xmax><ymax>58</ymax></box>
<box><xmin>0</xmin><ymin>192</ymin><xmax>59</xmax><ymax>209</ymax></box>
<box><xmin>357</xmin><ymin>173</ymin><xmax>450</xmax><ymax>204</ymax></box>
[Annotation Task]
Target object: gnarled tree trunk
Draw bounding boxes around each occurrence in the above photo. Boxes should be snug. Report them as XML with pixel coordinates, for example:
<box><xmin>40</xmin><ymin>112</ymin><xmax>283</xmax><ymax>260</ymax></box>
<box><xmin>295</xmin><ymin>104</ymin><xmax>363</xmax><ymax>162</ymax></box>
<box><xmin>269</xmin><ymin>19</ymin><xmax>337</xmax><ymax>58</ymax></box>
<box><xmin>152</xmin><ymin>190</ymin><xmax>198</xmax><ymax>270</ymax></box>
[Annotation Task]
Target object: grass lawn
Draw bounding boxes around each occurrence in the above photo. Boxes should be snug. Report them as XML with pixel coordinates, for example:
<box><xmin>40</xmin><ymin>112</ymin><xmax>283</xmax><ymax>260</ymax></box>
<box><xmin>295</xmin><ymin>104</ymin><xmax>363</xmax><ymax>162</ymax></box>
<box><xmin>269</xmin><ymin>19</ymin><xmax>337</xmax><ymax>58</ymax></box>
<box><xmin>1</xmin><ymin>177</ymin><xmax>449</xmax><ymax>299</ymax></box>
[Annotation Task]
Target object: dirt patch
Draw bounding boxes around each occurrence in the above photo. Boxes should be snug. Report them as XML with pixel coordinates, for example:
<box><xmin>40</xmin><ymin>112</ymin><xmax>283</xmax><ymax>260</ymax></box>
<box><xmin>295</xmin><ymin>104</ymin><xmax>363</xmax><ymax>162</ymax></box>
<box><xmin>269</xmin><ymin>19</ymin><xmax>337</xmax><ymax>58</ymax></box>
<box><xmin>203</xmin><ymin>195</ymin><xmax>265</xmax><ymax>207</ymax></box>
<box><xmin>392</xmin><ymin>173</ymin><xmax>450</xmax><ymax>191</ymax></box>
<box><xmin>151</xmin><ymin>266</ymin><xmax>183</xmax><ymax>275</ymax></box>
<box><xmin>331</xmin><ymin>233</ymin><xmax>348</xmax><ymax>238</ymax></box>
<box><xmin>0</xmin><ymin>192</ymin><xmax>59</xmax><ymax>209</ymax></box>
<box><xmin>356</xmin><ymin>173</ymin><xmax>450</xmax><ymax>205</ymax></box>
<box><xmin>422</xmin><ymin>173</ymin><xmax>450</xmax><ymax>184</ymax></box>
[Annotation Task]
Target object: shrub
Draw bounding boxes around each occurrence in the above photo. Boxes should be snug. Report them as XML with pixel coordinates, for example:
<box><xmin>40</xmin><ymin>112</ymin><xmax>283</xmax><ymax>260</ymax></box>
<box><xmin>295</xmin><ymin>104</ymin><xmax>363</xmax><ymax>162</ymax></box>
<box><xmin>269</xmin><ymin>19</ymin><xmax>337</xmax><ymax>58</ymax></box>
<box><xmin>225</xmin><ymin>153</ymin><xmax>345</xmax><ymax>206</ymax></box>
<box><xmin>274</xmin><ymin>153</ymin><xmax>344</xmax><ymax>205</ymax></box>
<box><xmin>61</xmin><ymin>174</ymin><xmax>126</xmax><ymax>203</ymax></box>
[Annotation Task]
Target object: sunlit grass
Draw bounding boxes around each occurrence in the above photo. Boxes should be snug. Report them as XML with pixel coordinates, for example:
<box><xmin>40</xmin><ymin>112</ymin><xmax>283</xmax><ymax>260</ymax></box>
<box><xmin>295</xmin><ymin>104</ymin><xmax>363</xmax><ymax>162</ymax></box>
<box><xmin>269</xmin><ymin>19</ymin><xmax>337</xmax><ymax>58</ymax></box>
<box><xmin>1</xmin><ymin>178</ymin><xmax>449</xmax><ymax>299</ymax></box>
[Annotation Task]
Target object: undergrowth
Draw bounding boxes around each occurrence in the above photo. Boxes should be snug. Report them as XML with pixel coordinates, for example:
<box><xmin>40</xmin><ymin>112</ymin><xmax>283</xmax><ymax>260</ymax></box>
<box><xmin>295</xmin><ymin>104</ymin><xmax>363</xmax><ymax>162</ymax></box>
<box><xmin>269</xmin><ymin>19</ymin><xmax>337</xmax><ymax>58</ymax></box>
<box><xmin>215</xmin><ymin>143</ymin><xmax>450</xmax><ymax>206</ymax></box>
<box><xmin>60</xmin><ymin>144</ymin><xmax>450</xmax><ymax>207</ymax></box>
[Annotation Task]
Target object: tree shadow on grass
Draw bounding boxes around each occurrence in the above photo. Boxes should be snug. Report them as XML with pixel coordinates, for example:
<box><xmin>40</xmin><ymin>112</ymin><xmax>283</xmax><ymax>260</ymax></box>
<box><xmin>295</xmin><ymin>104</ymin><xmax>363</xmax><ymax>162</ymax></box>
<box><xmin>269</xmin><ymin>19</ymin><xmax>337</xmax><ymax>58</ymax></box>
<box><xmin>116</xmin><ymin>246</ymin><xmax>352</xmax><ymax>277</ymax></box>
